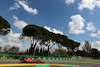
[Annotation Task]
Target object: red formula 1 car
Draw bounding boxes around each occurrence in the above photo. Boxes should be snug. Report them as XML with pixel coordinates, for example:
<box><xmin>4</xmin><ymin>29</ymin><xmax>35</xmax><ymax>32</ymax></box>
<box><xmin>20</xmin><ymin>58</ymin><xmax>44</xmax><ymax>64</ymax></box>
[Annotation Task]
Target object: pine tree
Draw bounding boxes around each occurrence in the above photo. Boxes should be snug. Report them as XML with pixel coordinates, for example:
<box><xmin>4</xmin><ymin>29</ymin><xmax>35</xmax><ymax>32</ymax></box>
<box><xmin>40</xmin><ymin>48</ymin><xmax>42</xmax><ymax>56</ymax></box>
<box><xmin>25</xmin><ymin>48</ymin><xmax>29</xmax><ymax>55</ymax></box>
<box><xmin>35</xmin><ymin>48</ymin><xmax>39</xmax><ymax>56</ymax></box>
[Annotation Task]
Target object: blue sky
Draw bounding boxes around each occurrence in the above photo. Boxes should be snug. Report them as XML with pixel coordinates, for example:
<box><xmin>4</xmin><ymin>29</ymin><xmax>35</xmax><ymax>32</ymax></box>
<box><xmin>0</xmin><ymin>0</ymin><xmax>100</xmax><ymax>51</ymax></box>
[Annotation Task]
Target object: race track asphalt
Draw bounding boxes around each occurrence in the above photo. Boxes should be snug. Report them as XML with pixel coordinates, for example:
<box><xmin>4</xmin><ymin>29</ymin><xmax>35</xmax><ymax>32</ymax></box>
<box><xmin>0</xmin><ymin>59</ymin><xmax>100</xmax><ymax>67</ymax></box>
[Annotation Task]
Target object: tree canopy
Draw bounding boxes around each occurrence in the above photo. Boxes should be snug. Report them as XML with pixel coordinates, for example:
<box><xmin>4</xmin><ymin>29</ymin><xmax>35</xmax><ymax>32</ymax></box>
<box><xmin>21</xmin><ymin>24</ymin><xmax>80</xmax><ymax>56</ymax></box>
<box><xmin>83</xmin><ymin>40</ymin><xmax>91</xmax><ymax>53</ymax></box>
<box><xmin>0</xmin><ymin>16</ymin><xmax>10</xmax><ymax>35</ymax></box>
<box><xmin>8</xmin><ymin>46</ymin><xmax>19</xmax><ymax>54</ymax></box>
<box><xmin>90</xmin><ymin>48</ymin><xmax>100</xmax><ymax>59</ymax></box>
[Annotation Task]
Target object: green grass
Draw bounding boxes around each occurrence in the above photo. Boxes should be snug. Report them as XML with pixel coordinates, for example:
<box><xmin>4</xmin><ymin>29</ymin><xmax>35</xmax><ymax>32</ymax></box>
<box><xmin>44</xmin><ymin>59</ymin><xmax>100</xmax><ymax>64</ymax></box>
<box><xmin>67</xmin><ymin>59</ymin><xmax>100</xmax><ymax>63</ymax></box>
<box><xmin>63</xmin><ymin>60</ymin><xmax>100</xmax><ymax>64</ymax></box>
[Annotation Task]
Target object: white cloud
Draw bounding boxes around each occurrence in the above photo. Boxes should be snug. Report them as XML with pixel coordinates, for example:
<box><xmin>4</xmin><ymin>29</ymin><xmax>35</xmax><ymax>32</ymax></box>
<box><xmin>91</xmin><ymin>30</ymin><xmax>100</xmax><ymax>38</ymax></box>
<box><xmin>44</xmin><ymin>26</ymin><xmax>52</xmax><ymax>32</ymax></box>
<box><xmin>1</xmin><ymin>42</ymin><xmax>23</xmax><ymax>51</ymax></box>
<box><xmin>44</xmin><ymin>26</ymin><xmax>63</xmax><ymax>35</ymax></box>
<box><xmin>0</xmin><ymin>30</ymin><xmax>25</xmax><ymax>51</ymax></box>
<box><xmin>65</xmin><ymin>0</ymin><xmax>75</xmax><ymax>5</ymax></box>
<box><xmin>91</xmin><ymin>41</ymin><xmax>100</xmax><ymax>51</ymax></box>
<box><xmin>68</xmin><ymin>14</ymin><xmax>85</xmax><ymax>34</ymax></box>
<box><xmin>0</xmin><ymin>38</ymin><xmax>5</xmax><ymax>44</ymax></box>
<box><xmin>95</xmin><ymin>0</ymin><xmax>100</xmax><ymax>7</ymax></box>
<box><xmin>86</xmin><ymin>22</ymin><xmax>96</xmax><ymax>32</ymax></box>
<box><xmin>74</xmin><ymin>40</ymin><xmax>77</xmax><ymax>42</ymax></box>
<box><xmin>18</xmin><ymin>0</ymin><xmax>38</xmax><ymax>14</ymax></box>
<box><xmin>13</xmin><ymin>15</ymin><xmax>18</xmax><ymax>20</ymax></box>
<box><xmin>52</xmin><ymin>28</ymin><xmax>63</xmax><ymax>35</ymax></box>
<box><xmin>6</xmin><ymin>30</ymin><xmax>22</xmax><ymax>50</ymax></box>
<box><xmin>9</xmin><ymin>0</ymin><xmax>38</xmax><ymax>14</ymax></box>
<box><xmin>50</xmin><ymin>45</ymin><xmax>67</xmax><ymax>52</ymax></box>
<box><xmin>65</xmin><ymin>34</ymin><xmax>68</xmax><ymax>36</ymax></box>
<box><xmin>79</xmin><ymin>42</ymin><xmax>84</xmax><ymax>50</ymax></box>
<box><xmin>13</xmin><ymin>15</ymin><xmax>28</xmax><ymax>29</ymax></box>
<box><xmin>9</xmin><ymin>2</ymin><xmax>21</xmax><ymax>10</ymax></box>
<box><xmin>7</xmin><ymin>30</ymin><xmax>20</xmax><ymax>42</ymax></box>
<box><xmin>78</xmin><ymin>0</ymin><xmax>100</xmax><ymax>10</ymax></box>
<box><xmin>50</xmin><ymin>45</ymin><xmax>58</xmax><ymax>52</ymax></box>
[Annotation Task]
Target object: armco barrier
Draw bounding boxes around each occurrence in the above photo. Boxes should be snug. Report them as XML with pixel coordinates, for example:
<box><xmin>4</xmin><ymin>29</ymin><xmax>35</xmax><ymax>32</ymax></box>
<box><xmin>0</xmin><ymin>55</ymin><xmax>81</xmax><ymax>61</ymax></box>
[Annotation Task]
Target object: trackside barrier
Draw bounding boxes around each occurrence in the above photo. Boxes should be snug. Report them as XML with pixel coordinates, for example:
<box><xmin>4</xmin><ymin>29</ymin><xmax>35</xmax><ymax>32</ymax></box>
<box><xmin>0</xmin><ymin>55</ymin><xmax>81</xmax><ymax>61</ymax></box>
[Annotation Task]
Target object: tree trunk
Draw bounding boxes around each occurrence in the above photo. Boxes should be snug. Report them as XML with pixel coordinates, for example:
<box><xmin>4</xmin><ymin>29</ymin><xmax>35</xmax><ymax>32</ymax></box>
<box><xmin>48</xmin><ymin>46</ymin><xmax>50</xmax><ymax>57</ymax></box>
<box><xmin>58</xmin><ymin>43</ymin><xmax>60</xmax><ymax>57</ymax></box>
<box><xmin>33</xmin><ymin>44</ymin><xmax>36</xmax><ymax>56</ymax></box>
<box><xmin>72</xmin><ymin>49</ymin><xmax>76</xmax><ymax>56</ymax></box>
<box><xmin>29</xmin><ymin>44</ymin><xmax>34</xmax><ymax>55</ymax></box>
